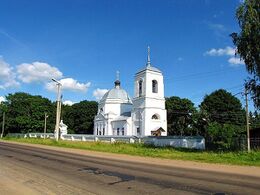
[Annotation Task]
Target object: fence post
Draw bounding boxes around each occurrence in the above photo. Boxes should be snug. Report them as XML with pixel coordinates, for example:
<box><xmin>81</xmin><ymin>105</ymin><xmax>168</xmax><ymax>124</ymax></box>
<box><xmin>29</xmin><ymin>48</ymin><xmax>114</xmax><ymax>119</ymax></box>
<box><xmin>110</xmin><ymin>138</ymin><xmax>115</xmax><ymax>143</ymax></box>
<box><xmin>129</xmin><ymin>138</ymin><xmax>135</xmax><ymax>143</ymax></box>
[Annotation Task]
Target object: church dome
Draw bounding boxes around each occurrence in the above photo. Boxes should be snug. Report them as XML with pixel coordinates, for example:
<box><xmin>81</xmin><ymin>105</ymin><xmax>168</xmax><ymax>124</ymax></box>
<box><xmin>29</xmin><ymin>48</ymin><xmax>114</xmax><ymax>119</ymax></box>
<box><xmin>100</xmin><ymin>80</ymin><xmax>132</xmax><ymax>104</ymax></box>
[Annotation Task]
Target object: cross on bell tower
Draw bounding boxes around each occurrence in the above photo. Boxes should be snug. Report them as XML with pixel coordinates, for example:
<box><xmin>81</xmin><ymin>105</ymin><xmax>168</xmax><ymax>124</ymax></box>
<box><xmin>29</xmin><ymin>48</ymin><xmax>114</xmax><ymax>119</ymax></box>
<box><xmin>114</xmin><ymin>70</ymin><xmax>121</xmax><ymax>89</ymax></box>
<box><xmin>146</xmin><ymin>46</ymin><xmax>151</xmax><ymax>67</ymax></box>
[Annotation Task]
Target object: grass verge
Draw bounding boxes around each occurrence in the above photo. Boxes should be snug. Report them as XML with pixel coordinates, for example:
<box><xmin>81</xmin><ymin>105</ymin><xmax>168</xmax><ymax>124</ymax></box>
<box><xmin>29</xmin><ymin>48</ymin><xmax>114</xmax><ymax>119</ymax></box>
<box><xmin>2</xmin><ymin>137</ymin><xmax>260</xmax><ymax>166</ymax></box>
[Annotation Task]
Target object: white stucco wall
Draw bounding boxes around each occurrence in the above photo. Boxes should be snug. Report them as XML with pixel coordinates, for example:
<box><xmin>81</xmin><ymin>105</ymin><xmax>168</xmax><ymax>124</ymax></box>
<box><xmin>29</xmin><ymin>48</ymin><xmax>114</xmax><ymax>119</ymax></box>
<box><xmin>132</xmin><ymin>67</ymin><xmax>167</xmax><ymax>136</ymax></box>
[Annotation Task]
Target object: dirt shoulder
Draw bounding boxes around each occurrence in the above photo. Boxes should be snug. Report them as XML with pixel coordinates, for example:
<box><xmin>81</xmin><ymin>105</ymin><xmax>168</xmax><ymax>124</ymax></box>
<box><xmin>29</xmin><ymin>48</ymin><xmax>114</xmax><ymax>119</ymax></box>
<box><xmin>2</xmin><ymin>140</ymin><xmax>260</xmax><ymax>178</ymax></box>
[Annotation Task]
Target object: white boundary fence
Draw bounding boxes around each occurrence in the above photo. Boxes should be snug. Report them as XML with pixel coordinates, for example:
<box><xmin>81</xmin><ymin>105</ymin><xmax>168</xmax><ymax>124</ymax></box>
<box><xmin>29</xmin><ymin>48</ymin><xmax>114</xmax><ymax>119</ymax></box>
<box><xmin>144</xmin><ymin>136</ymin><xmax>205</xmax><ymax>150</ymax></box>
<box><xmin>61</xmin><ymin>134</ymin><xmax>141</xmax><ymax>143</ymax></box>
<box><xmin>7</xmin><ymin>133</ymin><xmax>141</xmax><ymax>143</ymax></box>
<box><xmin>7</xmin><ymin>133</ymin><xmax>205</xmax><ymax>149</ymax></box>
<box><xmin>7</xmin><ymin>133</ymin><xmax>55</xmax><ymax>139</ymax></box>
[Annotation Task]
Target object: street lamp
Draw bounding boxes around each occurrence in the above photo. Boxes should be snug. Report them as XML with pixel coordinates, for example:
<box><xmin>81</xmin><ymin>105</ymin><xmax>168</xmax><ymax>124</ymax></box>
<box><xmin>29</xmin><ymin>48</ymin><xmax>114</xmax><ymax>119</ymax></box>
<box><xmin>52</xmin><ymin>78</ymin><xmax>62</xmax><ymax>141</ymax></box>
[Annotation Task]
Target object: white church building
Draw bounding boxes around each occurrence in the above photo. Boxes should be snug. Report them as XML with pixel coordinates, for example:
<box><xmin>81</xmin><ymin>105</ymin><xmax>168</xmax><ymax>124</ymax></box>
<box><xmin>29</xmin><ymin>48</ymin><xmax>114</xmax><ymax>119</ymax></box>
<box><xmin>94</xmin><ymin>48</ymin><xmax>167</xmax><ymax>136</ymax></box>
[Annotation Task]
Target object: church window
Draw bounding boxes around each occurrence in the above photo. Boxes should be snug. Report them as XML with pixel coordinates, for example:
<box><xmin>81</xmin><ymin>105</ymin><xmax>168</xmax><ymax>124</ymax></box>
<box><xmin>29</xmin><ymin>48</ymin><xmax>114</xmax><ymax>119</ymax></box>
<box><xmin>139</xmin><ymin>80</ymin><xmax>143</xmax><ymax>97</ymax></box>
<box><xmin>152</xmin><ymin>114</ymin><xmax>160</xmax><ymax>120</ymax></box>
<box><xmin>103</xmin><ymin>128</ymin><xmax>105</xmax><ymax>135</ymax></box>
<box><xmin>117</xmin><ymin>128</ymin><xmax>120</xmax><ymax>136</ymax></box>
<box><xmin>152</xmin><ymin>80</ymin><xmax>158</xmax><ymax>93</ymax></box>
<box><xmin>137</xmin><ymin>127</ymin><xmax>140</xmax><ymax>135</ymax></box>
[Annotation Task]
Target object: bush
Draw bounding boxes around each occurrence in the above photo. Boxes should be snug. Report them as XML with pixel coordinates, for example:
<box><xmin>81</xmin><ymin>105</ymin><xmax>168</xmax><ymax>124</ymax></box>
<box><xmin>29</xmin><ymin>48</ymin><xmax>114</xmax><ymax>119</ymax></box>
<box><xmin>206</xmin><ymin>122</ymin><xmax>246</xmax><ymax>151</ymax></box>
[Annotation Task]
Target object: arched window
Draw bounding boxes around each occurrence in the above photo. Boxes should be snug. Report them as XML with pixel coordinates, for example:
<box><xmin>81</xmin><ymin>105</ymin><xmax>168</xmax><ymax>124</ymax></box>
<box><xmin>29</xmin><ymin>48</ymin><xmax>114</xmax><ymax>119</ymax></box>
<box><xmin>139</xmin><ymin>80</ymin><xmax>143</xmax><ymax>97</ymax></box>
<box><xmin>152</xmin><ymin>80</ymin><xmax>158</xmax><ymax>93</ymax></box>
<box><xmin>152</xmin><ymin>114</ymin><xmax>160</xmax><ymax>120</ymax></box>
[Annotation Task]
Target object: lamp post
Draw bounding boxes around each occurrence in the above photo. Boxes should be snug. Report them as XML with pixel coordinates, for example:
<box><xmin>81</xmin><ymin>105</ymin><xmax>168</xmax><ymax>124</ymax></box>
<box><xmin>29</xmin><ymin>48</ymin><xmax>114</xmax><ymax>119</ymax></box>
<box><xmin>52</xmin><ymin>78</ymin><xmax>62</xmax><ymax>141</ymax></box>
<box><xmin>44</xmin><ymin>112</ymin><xmax>48</xmax><ymax>139</ymax></box>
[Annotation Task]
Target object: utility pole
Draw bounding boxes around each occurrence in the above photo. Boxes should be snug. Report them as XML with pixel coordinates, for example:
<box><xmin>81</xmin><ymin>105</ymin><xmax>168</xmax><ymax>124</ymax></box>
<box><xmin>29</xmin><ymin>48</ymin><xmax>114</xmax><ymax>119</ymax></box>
<box><xmin>44</xmin><ymin>112</ymin><xmax>48</xmax><ymax>139</ymax></box>
<box><xmin>1</xmin><ymin>112</ymin><xmax>5</xmax><ymax>138</ymax></box>
<box><xmin>245</xmin><ymin>86</ymin><xmax>250</xmax><ymax>152</ymax></box>
<box><xmin>52</xmin><ymin>78</ymin><xmax>62</xmax><ymax>141</ymax></box>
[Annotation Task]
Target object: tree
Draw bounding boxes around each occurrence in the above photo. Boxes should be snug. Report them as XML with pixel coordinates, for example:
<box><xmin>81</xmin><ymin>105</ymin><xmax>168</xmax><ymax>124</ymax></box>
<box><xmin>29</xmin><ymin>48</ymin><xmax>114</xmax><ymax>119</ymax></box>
<box><xmin>200</xmin><ymin>89</ymin><xmax>246</xmax><ymax>150</ymax></box>
<box><xmin>60</xmin><ymin>104</ymin><xmax>74</xmax><ymax>133</ymax></box>
<box><xmin>231</xmin><ymin>0</ymin><xmax>260</xmax><ymax>109</ymax></box>
<box><xmin>0</xmin><ymin>92</ymin><xmax>98</xmax><ymax>135</ymax></box>
<box><xmin>200</xmin><ymin>89</ymin><xmax>245</xmax><ymax>126</ymax></box>
<box><xmin>191</xmin><ymin>109</ymin><xmax>209</xmax><ymax>137</ymax></box>
<box><xmin>4</xmin><ymin>92</ymin><xmax>56</xmax><ymax>134</ymax></box>
<box><xmin>250</xmin><ymin>111</ymin><xmax>260</xmax><ymax>129</ymax></box>
<box><xmin>166</xmin><ymin>96</ymin><xmax>197</xmax><ymax>136</ymax></box>
<box><xmin>207</xmin><ymin>122</ymin><xmax>246</xmax><ymax>150</ymax></box>
<box><xmin>63</xmin><ymin>100</ymin><xmax>98</xmax><ymax>134</ymax></box>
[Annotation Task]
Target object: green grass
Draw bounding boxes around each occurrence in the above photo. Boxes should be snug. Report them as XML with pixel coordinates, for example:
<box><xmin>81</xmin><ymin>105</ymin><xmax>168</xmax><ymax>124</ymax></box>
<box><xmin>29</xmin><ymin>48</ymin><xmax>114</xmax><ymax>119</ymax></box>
<box><xmin>2</xmin><ymin>137</ymin><xmax>260</xmax><ymax>166</ymax></box>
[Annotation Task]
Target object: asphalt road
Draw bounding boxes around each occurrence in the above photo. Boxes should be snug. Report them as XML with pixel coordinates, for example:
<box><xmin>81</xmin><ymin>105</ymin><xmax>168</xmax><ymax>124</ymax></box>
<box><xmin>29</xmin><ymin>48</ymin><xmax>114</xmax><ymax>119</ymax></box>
<box><xmin>0</xmin><ymin>141</ymin><xmax>260</xmax><ymax>195</ymax></box>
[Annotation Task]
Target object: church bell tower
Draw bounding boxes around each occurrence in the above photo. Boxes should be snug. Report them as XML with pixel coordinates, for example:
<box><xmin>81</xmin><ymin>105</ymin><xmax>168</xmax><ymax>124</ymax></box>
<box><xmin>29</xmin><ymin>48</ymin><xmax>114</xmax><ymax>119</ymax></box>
<box><xmin>132</xmin><ymin>47</ymin><xmax>167</xmax><ymax>136</ymax></box>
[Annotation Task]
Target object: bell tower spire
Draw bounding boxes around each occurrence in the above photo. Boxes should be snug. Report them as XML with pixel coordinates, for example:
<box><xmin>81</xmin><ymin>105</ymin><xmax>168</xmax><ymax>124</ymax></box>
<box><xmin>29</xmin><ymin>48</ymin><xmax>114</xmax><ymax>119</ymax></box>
<box><xmin>146</xmin><ymin>46</ymin><xmax>151</xmax><ymax>67</ymax></box>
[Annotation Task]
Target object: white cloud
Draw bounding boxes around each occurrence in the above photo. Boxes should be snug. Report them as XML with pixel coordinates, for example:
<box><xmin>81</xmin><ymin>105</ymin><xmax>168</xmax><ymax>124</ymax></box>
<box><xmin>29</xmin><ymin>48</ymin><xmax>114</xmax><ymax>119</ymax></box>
<box><xmin>93</xmin><ymin>88</ymin><xmax>108</xmax><ymax>100</ymax></box>
<box><xmin>63</xmin><ymin>100</ymin><xmax>76</xmax><ymax>106</ymax></box>
<box><xmin>205</xmin><ymin>46</ymin><xmax>236</xmax><ymax>56</ymax></box>
<box><xmin>46</xmin><ymin>78</ymin><xmax>91</xmax><ymax>93</ymax></box>
<box><xmin>228</xmin><ymin>57</ymin><xmax>244</xmax><ymax>66</ymax></box>
<box><xmin>0</xmin><ymin>96</ymin><xmax>6</xmax><ymax>103</ymax></box>
<box><xmin>205</xmin><ymin>46</ymin><xmax>244</xmax><ymax>67</ymax></box>
<box><xmin>17</xmin><ymin>61</ymin><xmax>63</xmax><ymax>83</ymax></box>
<box><xmin>0</xmin><ymin>58</ymin><xmax>19</xmax><ymax>89</ymax></box>
<box><xmin>0</xmin><ymin>58</ymin><xmax>91</xmax><ymax>94</ymax></box>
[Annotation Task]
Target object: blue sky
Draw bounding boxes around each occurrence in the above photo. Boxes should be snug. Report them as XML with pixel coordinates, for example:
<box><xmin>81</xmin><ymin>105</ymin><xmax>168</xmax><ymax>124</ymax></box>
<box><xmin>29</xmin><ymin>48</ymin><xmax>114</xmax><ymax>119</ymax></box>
<box><xmin>0</xmin><ymin>0</ymin><xmax>253</xmax><ymax>109</ymax></box>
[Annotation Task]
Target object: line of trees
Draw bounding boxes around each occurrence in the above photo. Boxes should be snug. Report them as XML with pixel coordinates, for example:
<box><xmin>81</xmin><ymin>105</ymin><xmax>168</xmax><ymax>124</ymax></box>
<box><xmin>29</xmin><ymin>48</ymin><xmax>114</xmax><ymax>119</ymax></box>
<box><xmin>0</xmin><ymin>92</ymin><xmax>98</xmax><ymax>135</ymax></box>
<box><xmin>166</xmin><ymin>89</ymin><xmax>260</xmax><ymax>150</ymax></box>
<box><xmin>0</xmin><ymin>89</ymin><xmax>259</xmax><ymax>150</ymax></box>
